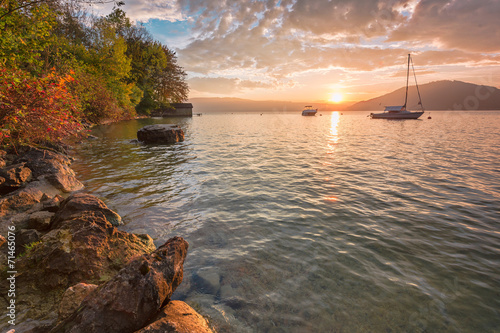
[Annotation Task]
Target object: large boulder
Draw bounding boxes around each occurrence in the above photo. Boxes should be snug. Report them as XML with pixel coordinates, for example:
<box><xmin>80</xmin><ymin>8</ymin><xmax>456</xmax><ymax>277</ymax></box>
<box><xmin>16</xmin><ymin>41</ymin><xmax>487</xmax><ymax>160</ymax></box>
<box><xmin>135</xmin><ymin>300</ymin><xmax>214</xmax><ymax>333</ymax></box>
<box><xmin>0</xmin><ymin>193</ymin><xmax>156</xmax><ymax>331</ymax></box>
<box><xmin>50</xmin><ymin>237</ymin><xmax>189</xmax><ymax>333</ymax></box>
<box><xmin>15</xmin><ymin>147</ymin><xmax>83</xmax><ymax>193</ymax></box>
<box><xmin>17</xmin><ymin>193</ymin><xmax>154</xmax><ymax>290</ymax></box>
<box><xmin>137</xmin><ymin>124</ymin><xmax>184</xmax><ymax>144</ymax></box>
<box><xmin>51</xmin><ymin>192</ymin><xmax>122</xmax><ymax>227</ymax></box>
<box><xmin>0</xmin><ymin>147</ymin><xmax>83</xmax><ymax>227</ymax></box>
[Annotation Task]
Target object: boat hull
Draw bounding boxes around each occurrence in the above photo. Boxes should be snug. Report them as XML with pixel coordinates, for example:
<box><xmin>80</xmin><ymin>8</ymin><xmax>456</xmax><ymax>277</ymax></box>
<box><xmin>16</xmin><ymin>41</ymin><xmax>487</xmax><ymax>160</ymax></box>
<box><xmin>370</xmin><ymin>111</ymin><xmax>424</xmax><ymax>119</ymax></box>
<box><xmin>302</xmin><ymin>112</ymin><xmax>317</xmax><ymax>116</ymax></box>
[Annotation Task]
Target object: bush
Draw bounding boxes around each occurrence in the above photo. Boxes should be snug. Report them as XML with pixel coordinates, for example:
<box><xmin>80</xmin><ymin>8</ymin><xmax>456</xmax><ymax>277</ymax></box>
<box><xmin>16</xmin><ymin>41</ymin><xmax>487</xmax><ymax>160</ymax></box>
<box><xmin>69</xmin><ymin>71</ymin><xmax>137</xmax><ymax>123</ymax></box>
<box><xmin>0</xmin><ymin>67</ymin><xmax>82</xmax><ymax>146</ymax></box>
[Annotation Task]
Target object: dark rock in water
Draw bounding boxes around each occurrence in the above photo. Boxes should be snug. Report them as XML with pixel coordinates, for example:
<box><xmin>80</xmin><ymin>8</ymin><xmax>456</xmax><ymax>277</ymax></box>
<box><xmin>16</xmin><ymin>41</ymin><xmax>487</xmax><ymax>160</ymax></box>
<box><xmin>0</xmin><ymin>162</ymin><xmax>32</xmax><ymax>195</ymax></box>
<box><xmin>50</xmin><ymin>237</ymin><xmax>189</xmax><ymax>333</ymax></box>
<box><xmin>51</xmin><ymin>192</ymin><xmax>122</xmax><ymax>228</ymax></box>
<box><xmin>221</xmin><ymin>296</ymin><xmax>248</xmax><ymax>310</ymax></box>
<box><xmin>194</xmin><ymin>267</ymin><xmax>221</xmax><ymax>295</ymax></box>
<box><xmin>137</xmin><ymin>124</ymin><xmax>184</xmax><ymax>144</ymax></box>
<box><xmin>15</xmin><ymin>147</ymin><xmax>83</xmax><ymax>192</ymax></box>
<box><xmin>135</xmin><ymin>300</ymin><xmax>214</xmax><ymax>333</ymax></box>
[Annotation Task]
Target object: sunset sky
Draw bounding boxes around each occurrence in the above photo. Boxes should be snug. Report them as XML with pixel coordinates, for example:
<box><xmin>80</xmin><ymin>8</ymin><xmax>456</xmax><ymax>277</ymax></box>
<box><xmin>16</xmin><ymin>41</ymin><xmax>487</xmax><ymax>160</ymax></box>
<box><xmin>96</xmin><ymin>0</ymin><xmax>500</xmax><ymax>103</ymax></box>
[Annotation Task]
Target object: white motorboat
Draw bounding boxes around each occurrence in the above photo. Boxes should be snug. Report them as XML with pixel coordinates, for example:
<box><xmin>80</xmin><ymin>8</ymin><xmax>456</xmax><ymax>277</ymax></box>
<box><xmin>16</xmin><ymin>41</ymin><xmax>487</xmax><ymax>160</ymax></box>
<box><xmin>302</xmin><ymin>106</ymin><xmax>317</xmax><ymax>116</ymax></box>
<box><xmin>370</xmin><ymin>54</ymin><xmax>425</xmax><ymax>120</ymax></box>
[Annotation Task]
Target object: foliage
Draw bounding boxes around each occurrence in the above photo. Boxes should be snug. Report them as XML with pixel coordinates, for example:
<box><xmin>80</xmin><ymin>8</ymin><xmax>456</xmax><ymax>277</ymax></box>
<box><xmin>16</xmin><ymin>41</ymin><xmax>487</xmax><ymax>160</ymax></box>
<box><xmin>155</xmin><ymin>46</ymin><xmax>189</xmax><ymax>104</ymax></box>
<box><xmin>0</xmin><ymin>0</ymin><xmax>57</xmax><ymax>74</ymax></box>
<box><xmin>0</xmin><ymin>67</ymin><xmax>82</xmax><ymax>146</ymax></box>
<box><xmin>0</xmin><ymin>2</ymin><xmax>189</xmax><ymax>146</ymax></box>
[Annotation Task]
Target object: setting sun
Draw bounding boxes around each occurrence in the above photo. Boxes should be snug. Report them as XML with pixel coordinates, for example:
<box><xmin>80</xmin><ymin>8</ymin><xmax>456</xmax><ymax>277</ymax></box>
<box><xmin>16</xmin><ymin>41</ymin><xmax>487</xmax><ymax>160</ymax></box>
<box><xmin>330</xmin><ymin>93</ymin><xmax>343</xmax><ymax>103</ymax></box>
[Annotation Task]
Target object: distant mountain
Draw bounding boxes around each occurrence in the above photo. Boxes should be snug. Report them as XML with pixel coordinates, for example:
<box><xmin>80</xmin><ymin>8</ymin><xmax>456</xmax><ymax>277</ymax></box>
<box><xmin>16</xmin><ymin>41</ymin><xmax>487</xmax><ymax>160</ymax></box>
<box><xmin>188</xmin><ymin>97</ymin><xmax>355</xmax><ymax>112</ymax></box>
<box><xmin>347</xmin><ymin>80</ymin><xmax>500</xmax><ymax>111</ymax></box>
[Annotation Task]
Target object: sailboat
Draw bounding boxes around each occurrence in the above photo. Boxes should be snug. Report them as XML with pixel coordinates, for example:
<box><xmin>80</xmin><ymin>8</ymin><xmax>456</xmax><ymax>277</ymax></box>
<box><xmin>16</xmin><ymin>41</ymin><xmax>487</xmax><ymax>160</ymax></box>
<box><xmin>370</xmin><ymin>54</ymin><xmax>425</xmax><ymax>119</ymax></box>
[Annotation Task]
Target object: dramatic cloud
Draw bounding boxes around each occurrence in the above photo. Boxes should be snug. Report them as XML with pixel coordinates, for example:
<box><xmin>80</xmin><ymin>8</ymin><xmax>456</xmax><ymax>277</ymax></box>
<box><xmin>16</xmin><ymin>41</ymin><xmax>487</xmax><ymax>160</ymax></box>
<box><xmin>389</xmin><ymin>0</ymin><xmax>500</xmax><ymax>52</ymax></box>
<box><xmin>112</xmin><ymin>0</ymin><xmax>500</xmax><ymax>100</ymax></box>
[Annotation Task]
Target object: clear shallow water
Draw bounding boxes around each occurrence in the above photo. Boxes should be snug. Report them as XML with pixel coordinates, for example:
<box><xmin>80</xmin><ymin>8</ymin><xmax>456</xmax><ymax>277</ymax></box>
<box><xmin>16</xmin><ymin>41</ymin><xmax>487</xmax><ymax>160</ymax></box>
<box><xmin>72</xmin><ymin>111</ymin><xmax>500</xmax><ymax>332</ymax></box>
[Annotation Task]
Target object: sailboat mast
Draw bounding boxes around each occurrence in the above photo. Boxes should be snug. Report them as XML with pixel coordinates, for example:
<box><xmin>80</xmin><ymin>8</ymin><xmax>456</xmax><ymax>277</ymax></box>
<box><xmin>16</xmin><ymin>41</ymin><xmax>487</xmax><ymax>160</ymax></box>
<box><xmin>410</xmin><ymin>55</ymin><xmax>425</xmax><ymax>112</ymax></box>
<box><xmin>404</xmin><ymin>54</ymin><xmax>410</xmax><ymax>109</ymax></box>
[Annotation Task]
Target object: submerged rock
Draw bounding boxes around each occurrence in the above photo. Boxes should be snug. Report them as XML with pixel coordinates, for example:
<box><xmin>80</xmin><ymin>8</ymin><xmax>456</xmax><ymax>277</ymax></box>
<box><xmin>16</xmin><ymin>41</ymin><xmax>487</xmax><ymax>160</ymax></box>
<box><xmin>51</xmin><ymin>237</ymin><xmax>189</xmax><ymax>333</ymax></box>
<box><xmin>137</xmin><ymin>124</ymin><xmax>184</xmax><ymax>144</ymax></box>
<box><xmin>194</xmin><ymin>267</ymin><xmax>221</xmax><ymax>295</ymax></box>
<box><xmin>135</xmin><ymin>300</ymin><xmax>214</xmax><ymax>333</ymax></box>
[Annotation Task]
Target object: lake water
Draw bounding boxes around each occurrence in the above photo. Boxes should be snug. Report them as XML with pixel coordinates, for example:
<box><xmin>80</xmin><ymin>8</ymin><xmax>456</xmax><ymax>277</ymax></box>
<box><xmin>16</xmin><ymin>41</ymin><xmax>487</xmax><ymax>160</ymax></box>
<box><xmin>72</xmin><ymin>111</ymin><xmax>500</xmax><ymax>332</ymax></box>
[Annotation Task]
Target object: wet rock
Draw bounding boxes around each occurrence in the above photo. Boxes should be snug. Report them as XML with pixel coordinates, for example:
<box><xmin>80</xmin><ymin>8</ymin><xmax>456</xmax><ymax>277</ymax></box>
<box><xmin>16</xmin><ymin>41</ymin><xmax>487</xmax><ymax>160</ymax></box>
<box><xmin>135</xmin><ymin>300</ymin><xmax>214</xmax><ymax>333</ymax></box>
<box><xmin>50</xmin><ymin>237</ymin><xmax>189</xmax><ymax>333</ymax></box>
<box><xmin>58</xmin><ymin>283</ymin><xmax>98</xmax><ymax>322</ymax></box>
<box><xmin>28</xmin><ymin>211</ymin><xmax>55</xmax><ymax>231</ymax></box>
<box><xmin>51</xmin><ymin>193</ymin><xmax>122</xmax><ymax>228</ymax></box>
<box><xmin>137</xmin><ymin>124</ymin><xmax>184</xmax><ymax>144</ymax></box>
<box><xmin>15</xmin><ymin>147</ymin><xmax>83</xmax><ymax>192</ymax></box>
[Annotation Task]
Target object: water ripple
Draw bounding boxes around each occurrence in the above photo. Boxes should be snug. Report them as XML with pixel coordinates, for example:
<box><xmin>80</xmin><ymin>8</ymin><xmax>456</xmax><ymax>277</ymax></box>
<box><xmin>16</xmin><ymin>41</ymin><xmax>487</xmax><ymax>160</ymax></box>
<box><xmin>72</xmin><ymin>112</ymin><xmax>500</xmax><ymax>332</ymax></box>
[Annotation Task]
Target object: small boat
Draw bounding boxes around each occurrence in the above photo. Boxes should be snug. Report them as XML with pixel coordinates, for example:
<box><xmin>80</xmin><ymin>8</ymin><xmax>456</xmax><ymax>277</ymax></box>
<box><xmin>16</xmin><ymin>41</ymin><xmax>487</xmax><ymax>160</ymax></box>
<box><xmin>302</xmin><ymin>106</ymin><xmax>317</xmax><ymax>116</ymax></box>
<box><xmin>370</xmin><ymin>54</ymin><xmax>424</xmax><ymax>120</ymax></box>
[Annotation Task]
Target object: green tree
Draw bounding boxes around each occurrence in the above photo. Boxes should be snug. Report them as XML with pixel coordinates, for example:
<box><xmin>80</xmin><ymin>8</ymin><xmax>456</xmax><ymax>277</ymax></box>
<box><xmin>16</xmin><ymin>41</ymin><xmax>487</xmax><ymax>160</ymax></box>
<box><xmin>0</xmin><ymin>0</ymin><xmax>57</xmax><ymax>73</ymax></box>
<box><xmin>155</xmin><ymin>46</ymin><xmax>189</xmax><ymax>104</ymax></box>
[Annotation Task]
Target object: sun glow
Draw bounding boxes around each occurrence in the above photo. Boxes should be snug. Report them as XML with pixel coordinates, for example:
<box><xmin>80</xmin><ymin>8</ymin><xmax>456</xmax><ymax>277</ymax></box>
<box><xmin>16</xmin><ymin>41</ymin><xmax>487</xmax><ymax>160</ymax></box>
<box><xmin>330</xmin><ymin>93</ymin><xmax>343</xmax><ymax>103</ymax></box>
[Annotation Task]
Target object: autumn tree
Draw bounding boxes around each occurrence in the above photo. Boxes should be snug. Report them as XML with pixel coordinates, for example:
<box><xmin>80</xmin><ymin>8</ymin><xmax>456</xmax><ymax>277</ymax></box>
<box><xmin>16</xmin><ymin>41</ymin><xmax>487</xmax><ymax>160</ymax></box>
<box><xmin>1</xmin><ymin>2</ymin><xmax>190</xmax><ymax>146</ymax></box>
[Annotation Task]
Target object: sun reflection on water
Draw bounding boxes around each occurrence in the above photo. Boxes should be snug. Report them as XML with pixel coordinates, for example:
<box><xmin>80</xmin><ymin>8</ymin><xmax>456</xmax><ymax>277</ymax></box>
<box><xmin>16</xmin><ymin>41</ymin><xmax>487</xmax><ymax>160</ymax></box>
<box><xmin>328</xmin><ymin>111</ymin><xmax>340</xmax><ymax>151</ymax></box>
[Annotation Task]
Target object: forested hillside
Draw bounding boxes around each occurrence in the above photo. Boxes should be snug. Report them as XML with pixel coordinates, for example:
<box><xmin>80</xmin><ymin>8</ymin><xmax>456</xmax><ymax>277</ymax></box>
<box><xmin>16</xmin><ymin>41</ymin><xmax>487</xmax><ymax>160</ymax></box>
<box><xmin>0</xmin><ymin>0</ymin><xmax>189</xmax><ymax>146</ymax></box>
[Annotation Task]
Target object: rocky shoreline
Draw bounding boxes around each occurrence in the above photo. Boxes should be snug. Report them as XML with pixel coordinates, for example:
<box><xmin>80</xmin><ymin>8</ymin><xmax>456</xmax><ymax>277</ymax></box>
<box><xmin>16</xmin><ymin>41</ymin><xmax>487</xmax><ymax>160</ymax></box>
<box><xmin>0</xmin><ymin>145</ymin><xmax>214</xmax><ymax>332</ymax></box>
